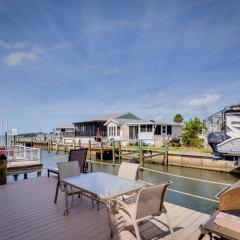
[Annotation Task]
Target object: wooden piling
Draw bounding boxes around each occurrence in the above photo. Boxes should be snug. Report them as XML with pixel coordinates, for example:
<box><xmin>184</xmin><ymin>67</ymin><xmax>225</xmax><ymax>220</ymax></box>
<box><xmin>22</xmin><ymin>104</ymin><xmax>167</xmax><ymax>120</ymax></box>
<box><xmin>100</xmin><ymin>140</ymin><xmax>103</xmax><ymax>161</ymax></box>
<box><xmin>56</xmin><ymin>142</ymin><xmax>59</xmax><ymax>154</ymax></box>
<box><xmin>139</xmin><ymin>140</ymin><xmax>144</xmax><ymax>167</ymax></box>
<box><xmin>112</xmin><ymin>140</ymin><xmax>115</xmax><ymax>165</ymax></box>
<box><xmin>88</xmin><ymin>140</ymin><xmax>91</xmax><ymax>160</ymax></box>
<box><xmin>78</xmin><ymin>139</ymin><xmax>81</xmax><ymax>149</ymax></box>
<box><xmin>118</xmin><ymin>141</ymin><xmax>122</xmax><ymax>162</ymax></box>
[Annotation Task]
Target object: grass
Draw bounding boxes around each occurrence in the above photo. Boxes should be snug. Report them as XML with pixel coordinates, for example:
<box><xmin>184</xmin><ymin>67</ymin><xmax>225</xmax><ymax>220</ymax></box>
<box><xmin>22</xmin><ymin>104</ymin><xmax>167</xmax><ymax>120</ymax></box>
<box><xmin>123</xmin><ymin>145</ymin><xmax>213</xmax><ymax>154</ymax></box>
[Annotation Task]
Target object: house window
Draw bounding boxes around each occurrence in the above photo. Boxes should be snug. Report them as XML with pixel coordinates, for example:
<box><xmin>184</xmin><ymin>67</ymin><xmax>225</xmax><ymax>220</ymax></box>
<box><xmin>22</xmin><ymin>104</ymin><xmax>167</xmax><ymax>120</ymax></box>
<box><xmin>113</xmin><ymin>126</ymin><xmax>116</xmax><ymax>136</ymax></box>
<box><xmin>117</xmin><ymin>126</ymin><xmax>120</xmax><ymax>136</ymax></box>
<box><xmin>155</xmin><ymin>125</ymin><xmax>161</xmax><ymax>135</ymax></box>
<box><xmin>140</xmin><ymin>125</ymin><xmax>146</xmax><ymax>132</ymax></box>
<box><xmin>147</xmin><ymin>125</ymin><xmax>152</xmax><ymax>132</ymax></box>
<box><xmin>162</xmin><ymin>126</ymin><xmax>166</xmax><ymax>134</ymax></box>
<box><xmin>167</xmin><ymin>125</ymin><xmax>172</xmax><ymax>135</ymax></box>
<box><xmin>109</xmin><ymin>127</ymin><xmax>113</xmax><ymax>137</ymax></box>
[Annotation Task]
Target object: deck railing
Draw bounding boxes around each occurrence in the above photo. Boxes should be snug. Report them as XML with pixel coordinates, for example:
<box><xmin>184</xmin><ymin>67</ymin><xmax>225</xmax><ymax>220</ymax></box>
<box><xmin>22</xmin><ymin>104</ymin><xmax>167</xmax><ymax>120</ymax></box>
<box><xmin>1</xmin><ymin>145</ymin><xmax>41</xmax><ymax>163</ymax></box>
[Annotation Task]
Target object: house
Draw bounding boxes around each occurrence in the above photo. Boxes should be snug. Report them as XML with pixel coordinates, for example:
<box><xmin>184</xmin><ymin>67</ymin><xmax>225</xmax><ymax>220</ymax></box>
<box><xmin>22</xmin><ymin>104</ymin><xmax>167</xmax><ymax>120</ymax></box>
<box><xmin>60</xmin><ymin>112</ymin><xmax>183</xmax><ymax>146</ymax></box>
<box><xmin>55</xmin><ymin>123</ymin><xmax>75</xmax><ymax>140</ymax></box>
<box><xmin>203</xmin><ymin>104</ymin><xmax>240</xmax><ymax>138</ymax></box>
<box><xmin>64</xmin><ymin>113</ymin><xmax>140</xmax><ymax>144</ymax></box>
<box><xmin>105</xmin><ymin>117</ymin><xmax>182</xmax><ymax>146</ymax></box>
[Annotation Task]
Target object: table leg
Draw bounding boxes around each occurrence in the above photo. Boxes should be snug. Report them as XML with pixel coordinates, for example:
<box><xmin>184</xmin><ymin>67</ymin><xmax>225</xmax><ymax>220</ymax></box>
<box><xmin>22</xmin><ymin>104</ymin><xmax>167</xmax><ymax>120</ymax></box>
<box><xmin>106</xmin><ymin>200</ymin><xmax>117</xmax><ymax>240</ymax></box>
<box><xmin>64</xmin><ymin>184</ymin><xmax>69</xmax><ymax>216</ymax></box>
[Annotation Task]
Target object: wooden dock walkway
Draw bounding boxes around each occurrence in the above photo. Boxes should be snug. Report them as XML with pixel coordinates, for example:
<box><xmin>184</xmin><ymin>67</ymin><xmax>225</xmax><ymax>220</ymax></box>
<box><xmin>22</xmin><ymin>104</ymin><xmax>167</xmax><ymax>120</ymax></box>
<box><xmin>7</xmin><ymin>160</ymin><xmax>43</xmax><ymax>179</ymax></box>
<box><xmin>0</xmin><ymin>176</ymin><xmax>210</xmax><ymax>240</ymax></box>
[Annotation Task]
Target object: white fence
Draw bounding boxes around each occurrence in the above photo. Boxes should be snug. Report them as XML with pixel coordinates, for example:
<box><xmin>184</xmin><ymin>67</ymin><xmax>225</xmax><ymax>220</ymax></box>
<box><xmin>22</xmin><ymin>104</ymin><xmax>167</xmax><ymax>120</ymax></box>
<box><xmin>1</xmin><ymin>145</ymin><xmax>41</xmax><ymax>163</ymax></box>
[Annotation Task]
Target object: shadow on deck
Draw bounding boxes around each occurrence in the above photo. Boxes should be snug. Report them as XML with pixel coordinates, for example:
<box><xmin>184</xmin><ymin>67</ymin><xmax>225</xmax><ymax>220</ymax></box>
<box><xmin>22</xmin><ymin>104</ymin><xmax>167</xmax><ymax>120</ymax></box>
<box><xmin>0</xmin><ymin>177</ymin><xmax>209</xmax><ymax>240</ymax></box>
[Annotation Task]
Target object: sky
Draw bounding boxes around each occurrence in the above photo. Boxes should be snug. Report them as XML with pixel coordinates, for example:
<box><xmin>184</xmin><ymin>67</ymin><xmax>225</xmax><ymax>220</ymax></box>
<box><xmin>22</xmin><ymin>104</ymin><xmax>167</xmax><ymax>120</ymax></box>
<box><xmin>0</xmin><ymin>0</ymin><xmax>240</xmax><ymax>133</ymax></box>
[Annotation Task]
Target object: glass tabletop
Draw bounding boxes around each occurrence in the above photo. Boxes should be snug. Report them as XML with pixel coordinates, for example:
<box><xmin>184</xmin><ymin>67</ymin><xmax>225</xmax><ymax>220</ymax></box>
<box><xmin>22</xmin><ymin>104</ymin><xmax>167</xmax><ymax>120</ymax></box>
<box><xmin>62</xmin><ymin>172</ymin><xmax>145</xmax><ymax>200</ymax></box>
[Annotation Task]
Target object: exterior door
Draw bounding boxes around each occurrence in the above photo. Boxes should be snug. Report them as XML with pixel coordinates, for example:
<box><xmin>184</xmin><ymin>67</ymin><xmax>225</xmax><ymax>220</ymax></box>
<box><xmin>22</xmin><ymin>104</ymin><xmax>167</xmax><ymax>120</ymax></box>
<box><xmin>129</xmin><ymin>126</ymin><xmax>138</xmax><ymax>139</ymax></box>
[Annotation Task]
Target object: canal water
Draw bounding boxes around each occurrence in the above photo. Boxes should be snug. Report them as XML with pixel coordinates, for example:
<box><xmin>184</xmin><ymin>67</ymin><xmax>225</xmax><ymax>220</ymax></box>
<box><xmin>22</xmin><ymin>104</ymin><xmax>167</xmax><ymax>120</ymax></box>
<box><xmin>9</xmin><ymin>150</ymin><xmax>240</xmax><ymax>215</ymax></box>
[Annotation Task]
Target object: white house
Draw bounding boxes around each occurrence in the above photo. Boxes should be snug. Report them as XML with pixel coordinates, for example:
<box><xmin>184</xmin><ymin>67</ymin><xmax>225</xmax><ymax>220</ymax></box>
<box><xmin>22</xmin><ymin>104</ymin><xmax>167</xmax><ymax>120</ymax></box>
<box><xmin>105</xmin><ymin>117</ymin><xmax>183</xmax><ymax>146</ymax></box>
<box><xmin>55</xmin><ymin>123</ymin><xmax>75</xmax><ymax>140</ymax></box>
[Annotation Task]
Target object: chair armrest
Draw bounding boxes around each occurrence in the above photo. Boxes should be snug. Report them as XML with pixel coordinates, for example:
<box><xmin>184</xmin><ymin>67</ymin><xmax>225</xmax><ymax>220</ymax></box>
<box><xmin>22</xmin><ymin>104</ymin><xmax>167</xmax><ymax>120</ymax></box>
<box><xmin>112</xmin><ymin>198</ymin><xmax>135</xmax><ymax>219</ymax></box>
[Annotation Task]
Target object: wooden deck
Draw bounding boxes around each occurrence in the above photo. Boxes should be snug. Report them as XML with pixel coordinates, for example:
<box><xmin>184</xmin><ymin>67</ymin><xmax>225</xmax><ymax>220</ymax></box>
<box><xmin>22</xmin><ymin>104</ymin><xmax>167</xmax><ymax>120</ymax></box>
<box><xmin>0</xmin><ymin>176</ymin><xmax>210</xmax><ymax>240</ymax></box>
<box><xmin>7</xmin><ymin>160</ymin><xmax>43</xmax><ymax>176</ymax></box>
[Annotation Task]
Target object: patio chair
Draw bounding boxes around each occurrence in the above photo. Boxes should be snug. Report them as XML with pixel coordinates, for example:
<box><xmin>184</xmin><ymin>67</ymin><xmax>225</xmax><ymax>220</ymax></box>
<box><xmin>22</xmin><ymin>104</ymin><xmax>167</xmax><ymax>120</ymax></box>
<box><xmin>114</xmin><ymin>182</ymin><xmax>174</xmax><ymax>240</ymax></box>
<box><xmin>53</xmin><ymin>148</ymin><xmax>92</xmax><ymax>203</ymax></box>
<box><xmin>57</xmin><ymin>161</ymin><xmax>83</xmax><ymax>207</ymax></box>
<box><xmin>69</xmin><ymin>148</ymin><xmax>91</xmax><ymax>173</ymax></box>
<box><xmin>118</xmin><ymin>162</ymin><xmax>140</xmax><ymax>181</ymax></box>
<box><xmin>199</xmin><ymin>180</ymin><xmax>240</xmax><ymax>240</ymax></box>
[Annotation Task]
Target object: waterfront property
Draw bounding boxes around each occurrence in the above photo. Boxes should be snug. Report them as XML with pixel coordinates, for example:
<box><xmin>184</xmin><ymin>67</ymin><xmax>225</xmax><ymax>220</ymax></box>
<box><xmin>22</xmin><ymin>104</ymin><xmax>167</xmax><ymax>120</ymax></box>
<box><xmin>60</xmin><ymin>112</ymin><xmax>182</xmax><ymax>146</ymax></box>
<box><xmin>55</xmin><ymin>123</ymin><xmax>75</xmax><ymax>140</ymax></box>
<box><xmin>105</xmin><ymin>118</ymin><xmax>182</xmax><ymax>146</ymax></box>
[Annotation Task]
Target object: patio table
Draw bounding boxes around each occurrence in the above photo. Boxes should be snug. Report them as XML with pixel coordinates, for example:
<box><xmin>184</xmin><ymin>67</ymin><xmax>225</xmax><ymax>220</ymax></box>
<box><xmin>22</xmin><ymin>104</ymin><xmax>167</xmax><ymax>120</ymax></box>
<box><xmin>61</xmin><ymin>171</ymin><xmax>145</xmax><ymax>239</ymax></box>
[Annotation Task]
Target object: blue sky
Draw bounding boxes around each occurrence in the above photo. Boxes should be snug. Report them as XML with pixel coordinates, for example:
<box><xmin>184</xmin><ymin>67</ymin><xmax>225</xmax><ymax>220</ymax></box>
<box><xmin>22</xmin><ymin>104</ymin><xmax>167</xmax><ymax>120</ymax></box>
<box><xmin>0</xmin><ymin>0</ymin><xmax>240</xmax><ymax>132</ymax></box>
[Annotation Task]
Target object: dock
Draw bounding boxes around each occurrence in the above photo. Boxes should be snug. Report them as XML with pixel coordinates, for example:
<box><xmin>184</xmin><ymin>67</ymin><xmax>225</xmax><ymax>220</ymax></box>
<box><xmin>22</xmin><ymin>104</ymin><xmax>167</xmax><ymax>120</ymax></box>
<box><xmin>0</xmin><ymin>176</ymin><xmax>210</xmax><ymax>240</ymax></box>
<box><xmin>7</xmin><ymin>160</ymin><xmax>43</xmax><ymax>180</ymax></box>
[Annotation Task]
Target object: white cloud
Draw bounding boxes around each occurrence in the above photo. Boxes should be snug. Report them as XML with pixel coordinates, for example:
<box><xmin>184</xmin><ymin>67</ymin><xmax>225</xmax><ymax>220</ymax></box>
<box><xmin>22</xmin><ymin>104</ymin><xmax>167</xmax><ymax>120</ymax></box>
<box><xmin>0</xmin><ymin>40</ymin><xmax>28</xmax><ymax>49</ymax></box>
<box><xmin>187</xmin><ymin>94</ymin><xmax>221</xmax><ymax>107</ymax></box>
<box><xmin>4</xmin><ymin>48</ymin><xmax>41</xmax><ymax>66</ymax></box>
<box><xmin>104</xmin><ymin>68</ymin><xmax>120</xmax><ymax>75</ymax></box>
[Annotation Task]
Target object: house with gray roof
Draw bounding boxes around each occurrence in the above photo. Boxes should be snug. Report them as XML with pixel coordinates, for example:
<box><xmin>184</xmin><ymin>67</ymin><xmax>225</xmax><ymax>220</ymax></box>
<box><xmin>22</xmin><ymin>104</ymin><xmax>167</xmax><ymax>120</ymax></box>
<box><xmin>60</xmin><ymin>112</ymin><xmax>182</xmax><ymax>146</ymax></box>
<box><xmin>105</xmin><ymin>117</ymin><xmax>182</xmax><ymax>146</ymax></box>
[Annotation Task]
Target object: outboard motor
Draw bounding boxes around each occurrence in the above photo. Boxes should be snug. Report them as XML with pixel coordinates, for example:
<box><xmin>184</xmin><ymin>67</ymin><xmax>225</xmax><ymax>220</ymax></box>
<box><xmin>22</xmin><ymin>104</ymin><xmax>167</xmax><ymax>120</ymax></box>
<box><xmin>208</xmin><ymin>132</ymin><xmax>227</xmax><ymax>160</ymax></box>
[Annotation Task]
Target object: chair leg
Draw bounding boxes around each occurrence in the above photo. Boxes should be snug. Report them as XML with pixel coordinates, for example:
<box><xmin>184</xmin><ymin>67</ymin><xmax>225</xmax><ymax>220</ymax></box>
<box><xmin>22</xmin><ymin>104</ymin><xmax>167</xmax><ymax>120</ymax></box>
<box><xmin>133</xmin><ymin>222</ymin><xmax>141</xmax><ymax>240</ymax></box>
<box><xmin>54</xmin><ymin>181</ymin><xmax>60</xmax><ymax>203</ymax></box>
<box><xmin>163</xmin><ymin>208</ymin><xmax>174</xmax><ymax>240</ymax></box>
<box><xmin>97</xmin><ymin>200</ymin><xmax>100</xmax><ymax>211</ymax></box>
<box><xmin>198</xmin><ymin>233</ymin><xmax>206</xmax><ymax>240</ymax></box>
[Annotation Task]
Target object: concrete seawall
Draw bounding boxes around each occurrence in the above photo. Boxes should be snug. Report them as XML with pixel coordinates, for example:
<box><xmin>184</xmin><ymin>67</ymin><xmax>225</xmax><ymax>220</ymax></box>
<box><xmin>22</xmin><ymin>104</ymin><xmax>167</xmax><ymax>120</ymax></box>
<box><xmin>145</xmin><ymin>151</ymin><xmax>235</xmax><ymax>173</ymax></box>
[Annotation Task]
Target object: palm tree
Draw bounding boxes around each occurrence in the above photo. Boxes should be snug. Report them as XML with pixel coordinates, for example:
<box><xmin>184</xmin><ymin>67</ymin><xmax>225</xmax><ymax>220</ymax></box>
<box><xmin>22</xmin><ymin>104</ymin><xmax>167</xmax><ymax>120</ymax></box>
<box><xmin>173</xmin><ymin>114</ymin><xmax>184</xmax><ymax>123</ymax></box>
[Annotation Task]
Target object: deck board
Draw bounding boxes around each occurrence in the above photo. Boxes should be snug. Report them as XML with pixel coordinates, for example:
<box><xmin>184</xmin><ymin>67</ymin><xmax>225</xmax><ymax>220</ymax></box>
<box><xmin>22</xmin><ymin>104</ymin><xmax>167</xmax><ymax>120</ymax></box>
<box><xmin>0</xmin><ymin>176</ymin><xmax>209</xmax><ymax>240</ymax></box>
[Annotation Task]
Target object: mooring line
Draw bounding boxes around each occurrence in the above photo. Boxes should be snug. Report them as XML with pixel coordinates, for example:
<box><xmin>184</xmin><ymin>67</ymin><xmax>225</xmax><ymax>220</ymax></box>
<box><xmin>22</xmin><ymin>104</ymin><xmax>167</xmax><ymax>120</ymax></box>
<box><xmin>138</xmin><ymin>180</ymin><xmax>219</xmax><ymax>203</ymax></box>
<box><xmin>90</xmin><ymin>160</ymin><xmax>231</xmax><ymax>186</ymax></box>
<box><xmin>140</xmin><ymin>167</ymin><xmax>231</xmax><ymax>186</ymax></box>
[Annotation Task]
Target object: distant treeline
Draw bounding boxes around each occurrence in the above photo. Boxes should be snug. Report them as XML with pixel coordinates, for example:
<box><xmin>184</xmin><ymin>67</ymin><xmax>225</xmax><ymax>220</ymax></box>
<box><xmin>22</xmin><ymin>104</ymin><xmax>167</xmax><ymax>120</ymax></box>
<box><xmin>17</xmin><ymin>132</ymin><xmax>42</xmax><ymax>137</ymax></box>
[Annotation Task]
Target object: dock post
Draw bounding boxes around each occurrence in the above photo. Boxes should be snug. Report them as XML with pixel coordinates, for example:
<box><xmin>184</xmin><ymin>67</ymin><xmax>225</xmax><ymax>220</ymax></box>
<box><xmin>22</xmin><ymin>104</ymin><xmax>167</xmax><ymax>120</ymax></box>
<box><xmin>24</xmin><ymin>173</ymin><xmax>28</xmax><ymax>179</ymax></box>
<box><xmin>78</xmin><ymin>139</ymin><xmax>81</xmax><ymax>149</ymax></box>
<box><xmin>112</xmin><ymin>140</ymin><xmax>116</xmax><ymax>165</ymax></box>
<box><xmin>100</xmin><ymin>140</ymin><xmax>103</xmax><ymax>161</ymax></box>
<box><xmin>48</xmin><ymin>140</ymin><xmax>50</xmax><ymax>153</ymax></box>
<box><xmin>164</xmin><ymin>143</ymin><xmax>169</xmax><ymax>166</ymax></box>
<box><xmin>37</xmin><ymin>149</ymin><xmax>41</xmax><ymax>163</ymax></box>
<box><xmin>73</xmin><ymin>139</ymin><xmax>75</xmax><ymax>149</ymax></box>
<box><xmin>139</xmin><ymin>140</ymin><xmax>144</xmax><ymax>167</ymax></box>
<box><xmin>118</xmin><ymin>140</ymin><xmax>122</xmax><ymax>162</ymax></box>
<box><xmin>56</xmin><ymin>142</ymin><xmax>59</xmax><ymax>154</ymax></box>
<box><xmin>88</xmin><ymin>140</ymin><xmax>91</xmax><ymax>160</ymax></box>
